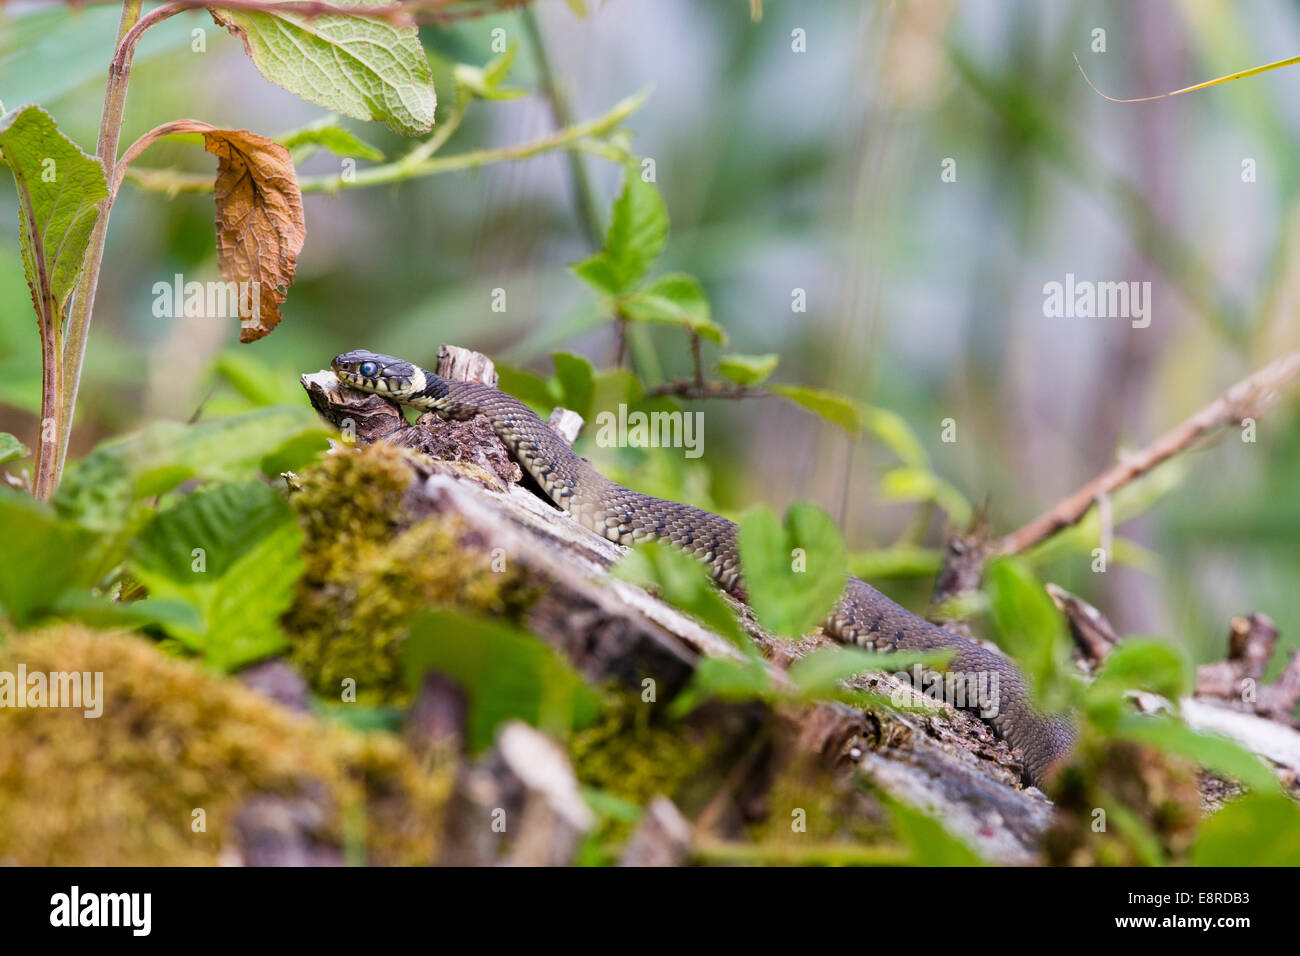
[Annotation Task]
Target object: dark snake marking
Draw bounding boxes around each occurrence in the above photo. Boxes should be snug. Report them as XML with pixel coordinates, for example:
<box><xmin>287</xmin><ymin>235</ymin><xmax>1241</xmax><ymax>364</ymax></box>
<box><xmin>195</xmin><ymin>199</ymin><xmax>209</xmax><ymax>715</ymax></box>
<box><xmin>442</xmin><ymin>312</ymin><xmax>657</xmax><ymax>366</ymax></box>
<box><xmin>332</xmin><ymin>349</ymin><xmax>1074</xmax><ymax>784</ymax></box>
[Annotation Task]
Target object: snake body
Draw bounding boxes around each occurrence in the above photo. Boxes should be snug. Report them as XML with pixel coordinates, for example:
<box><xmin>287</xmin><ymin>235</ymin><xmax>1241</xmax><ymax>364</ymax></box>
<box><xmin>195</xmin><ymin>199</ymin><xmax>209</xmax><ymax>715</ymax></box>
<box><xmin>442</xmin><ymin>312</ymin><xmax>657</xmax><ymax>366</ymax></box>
<box><xmin>331</xmin><ymin>350</ymin><xmax>1074</xmax><ymax>784</ymax></box>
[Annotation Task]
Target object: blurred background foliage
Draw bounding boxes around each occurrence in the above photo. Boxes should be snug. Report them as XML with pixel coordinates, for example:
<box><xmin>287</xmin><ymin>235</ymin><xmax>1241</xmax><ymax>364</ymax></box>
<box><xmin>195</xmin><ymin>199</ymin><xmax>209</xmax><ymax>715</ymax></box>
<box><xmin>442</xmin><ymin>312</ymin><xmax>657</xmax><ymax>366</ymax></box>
<box><xmin>1</xmin><ymin>0</ymin><xmax>1298</xmax><ymax>670</ymax></box>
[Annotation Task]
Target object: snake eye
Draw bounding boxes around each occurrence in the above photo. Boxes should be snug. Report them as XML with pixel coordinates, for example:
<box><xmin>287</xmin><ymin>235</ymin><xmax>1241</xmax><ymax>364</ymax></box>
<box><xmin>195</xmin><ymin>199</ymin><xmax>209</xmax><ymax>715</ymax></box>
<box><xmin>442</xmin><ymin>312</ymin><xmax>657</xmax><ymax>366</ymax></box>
<box><xmin>358</xmin><ymin>361</ymin><xmax>378</xmax><ymax>377</ymax></box>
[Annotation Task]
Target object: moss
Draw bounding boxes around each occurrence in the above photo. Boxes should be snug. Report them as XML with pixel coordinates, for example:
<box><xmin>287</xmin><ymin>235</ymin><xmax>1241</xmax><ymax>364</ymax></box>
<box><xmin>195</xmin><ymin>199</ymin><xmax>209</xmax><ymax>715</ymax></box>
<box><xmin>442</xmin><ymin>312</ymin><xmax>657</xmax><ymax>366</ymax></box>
<box><xmin>0</xmin><ymin>627</ymin><xmax>452</xmax><ymax>866</ymax></box>
<box><xmin>748</xmin><ymin>757</ymin><xmax>892</xmax><ymax>847</ymax></box>
<box><xmin>284</xmin><ymin>443</ymin><xmax>533</xmax><ymax>705</ymax></box>
<box><xmin>1044</xmin><ymin>733</ymin><xmax>1201</xmax><ymax>866</ymax></box>
<box><xmin>568</xmin><ymin>694</ymin><xmax>719</xmax><ymax>844</ymax></box>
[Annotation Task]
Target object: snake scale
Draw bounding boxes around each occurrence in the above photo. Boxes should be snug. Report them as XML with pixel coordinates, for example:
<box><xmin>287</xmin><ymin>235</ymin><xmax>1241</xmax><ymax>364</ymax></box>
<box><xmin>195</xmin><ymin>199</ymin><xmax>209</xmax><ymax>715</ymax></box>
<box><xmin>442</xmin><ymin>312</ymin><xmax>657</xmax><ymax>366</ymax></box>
<box><xmin>332</xmin><ymin>349</ymin><xmax>1074</xmax><ymax>784</ymax></box>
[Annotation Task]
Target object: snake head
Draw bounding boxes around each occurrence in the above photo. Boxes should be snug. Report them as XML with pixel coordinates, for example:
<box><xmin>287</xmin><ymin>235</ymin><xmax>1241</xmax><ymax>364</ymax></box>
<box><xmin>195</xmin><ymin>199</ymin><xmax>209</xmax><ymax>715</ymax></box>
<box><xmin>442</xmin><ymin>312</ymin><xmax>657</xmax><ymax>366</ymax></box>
<box><xmin>331</xmin><ymin>350</ymin><xmax>419</xmax><ymax>396</ymax></box>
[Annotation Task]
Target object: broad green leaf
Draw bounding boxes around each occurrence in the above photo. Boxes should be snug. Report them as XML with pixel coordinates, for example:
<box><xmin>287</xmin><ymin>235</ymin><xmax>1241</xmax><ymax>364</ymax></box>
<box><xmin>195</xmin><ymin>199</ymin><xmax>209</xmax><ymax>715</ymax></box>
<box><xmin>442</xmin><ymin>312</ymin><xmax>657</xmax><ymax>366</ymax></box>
<box><xmin>55</xmin><ymin>406</ymin><xmax>325</xmax><ymax>532</ymax></box>
<box><xmin>1114</xmin><ymin>713</ymin><xmax>1278</xmax><ymax>792</ymax></box>
<box><xmin>211</xmin><ymin>1</ymin><xmax>437</xmax><ymax>136</ymax></box>
<box><xmin>278</xmin><ymin>117</ymin><xmax>384</xmax><ymax>161</ymax></box>
<box><xmin>590</xmin><ymin>367</ymin><xmax>646</xmax><ymax>414</ymax></box>
<box><xmin>571</xmin><ymin>164</ymin><xmax>667</xmax><ymax>295</ymax></box>
<box><xmin>260</xmin><ymin>430</ymin><xmax>331</xmax><ymax>476</ymax></box>
<box><xmin>1192</xmin><ymin>793</ymin><xmax>1300</xmax><ymax>865</ymax></box>
<box><xmin>769</xmin><ymin>384</ymin><xmax>863</xmax><ymax>431</ymax></box>
<box><xmin>862</xmin><ymin>406</ymin><xmax>929</xmax><ymax>468</ymax></box>
<box><xmin>128</xmin><ymin>481</ymin><xmax>302</xmax><ymax>671</ymax></box>
<box><xmin>402</xmin><ymin>608</ymin><xmax>600</xmax><ymax>752</ymax></box>
<box><xmin>620</xmin><ymin>273</ymin><xmax>727</xmax><ymax>345</ymax></box>
<box><xmin>0</xmin><ymin>489</ymin><xmax>99</xmax><ymax>627</ymax></box>
<box><xmin>50</xmin><ymin>592</ymin><xmax>204</xmax><ymax>634</ymax></box>
<box><xmin>0</xmin><ymin>105</ymin><xmax>107</xmax><ymax>332</ymax></box>
<box><xmin>848</xmin><ymin>545</ymin><xmax>943</xmax><ymax>579</ymax></box>
<box><xmin>551</xmin><ymin>351</ymin><xmax>595</xmax><ymax>421</ymax></box>
<box><xmin>0</xmin><ymin>432</ymin><xmax>29</xmax><ymax>464</ymax></box>
<box><xmin>738</xmin><ymin>503</ymin><xmax>848</xmax><ymax>639</ymax></box>
<box><xmin>887</xmin><ymin>796</ymin><xmax>983</xmax><ymax>866</ymax></box>
<box><xmin>717</xmin><ymin>353</ymin><xmax>778</xmax><ymax>386</ymax></box>
<box><xmin>1091</xmin><ymin>637</ymin><xmax>1189</xmax><ymax>702</ymax></box>
<box><xmin>879</xmin><ymin>465</ymin><xmax>972</xmax><ymax>526</ymax></box>
<box><xmin>495</xmin><ymin>363</ymin><xmax>559</xmax><ymax>412</ymax></box>
<box><xmin>131</xmin><ymin>480</ymin><xmax>289</xmax><ymax>581</ymax></box>
<box><xmin>612</xmin><ymin>540</ymin><xmax>746</xmax><ymax>646</ymax></box>
<box><xmin>667</xmin><ymin>655</ymin><xmax>776</xmax><ymax>717</ymax></box>
<box><xmin>984</xmin><ymin>557</ymin><xmax>1071</xmax><ymax>701</ymax></box>
<box><xmin>211</xmin><ymin>351</ymin><xmax>293</xmax><ymax>407</ymax></box>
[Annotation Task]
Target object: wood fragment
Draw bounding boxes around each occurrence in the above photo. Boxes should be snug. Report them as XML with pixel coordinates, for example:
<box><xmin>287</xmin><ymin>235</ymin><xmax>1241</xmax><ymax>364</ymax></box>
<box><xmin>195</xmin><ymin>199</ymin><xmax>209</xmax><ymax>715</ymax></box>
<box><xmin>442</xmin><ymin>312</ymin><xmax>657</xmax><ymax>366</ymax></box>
<box><xmin>437</xmin><ymin>343</ymin><xmax>498</xmax><ymax>387</ymax></box>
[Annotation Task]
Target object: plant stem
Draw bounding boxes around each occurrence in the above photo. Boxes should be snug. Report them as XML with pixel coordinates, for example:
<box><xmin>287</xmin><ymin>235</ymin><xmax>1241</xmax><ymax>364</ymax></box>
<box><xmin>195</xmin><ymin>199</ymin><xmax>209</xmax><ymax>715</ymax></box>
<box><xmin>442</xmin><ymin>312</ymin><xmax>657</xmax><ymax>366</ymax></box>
<box><xmin>55</xmin><ymin>0</ymin><xmax>168</xmax><ymax>488</ymax></box>
<box><xmin>520</xmin><ymin>4</ymin><xmax>603</xmax><ymax>246</ymax></box>
<box><xmin>122</xmin><ymin>90</ymin><xmax>649</xmax><ymax>195</ymax></box>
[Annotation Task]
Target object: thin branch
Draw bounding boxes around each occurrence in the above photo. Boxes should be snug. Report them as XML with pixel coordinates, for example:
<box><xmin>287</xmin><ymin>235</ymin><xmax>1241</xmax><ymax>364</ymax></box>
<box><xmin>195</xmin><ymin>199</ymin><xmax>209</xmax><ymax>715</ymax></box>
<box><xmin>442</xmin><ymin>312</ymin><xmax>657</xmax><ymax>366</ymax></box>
<box><xmin>33</xmin><ymin>0</ymin><xmax>531</xmax><ymax>27</ymax></box>
<box><xmin>644</xmin><ymin>379</ymin><xmax>766</xmax><ymax>400</ymax></box>
<box><xmin>996</xmin><ymin>350</ymin><xmax>1300</xmax><ymax>555</ymax></box>
<box><xmin>121</xmin><ymin>90</ymin><xmax>649</xmax><ymax>194</ymax></box>
<box><xmin>688</xmin><ymin>330</ymin><xmax>704</xmax><ymax>388</ymax></box>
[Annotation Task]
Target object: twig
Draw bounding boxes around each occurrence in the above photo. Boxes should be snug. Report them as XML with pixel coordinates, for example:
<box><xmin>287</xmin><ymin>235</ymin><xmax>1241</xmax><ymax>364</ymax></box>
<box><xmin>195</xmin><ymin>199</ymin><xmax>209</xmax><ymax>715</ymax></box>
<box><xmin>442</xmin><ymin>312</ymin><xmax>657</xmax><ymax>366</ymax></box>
<box><xmin>122</xmin><ymin>90</ymin><xmax>649</xmax><ymax>194</ymax></box>
<box><xmin>644</xmin><ymin>379</ymin><xmax>764</xmax><ymax>400</ymax></box>
<box><xmin>688</xmin><ymin>330</ymin><xmax>704</xmax><ymax>389</ymax></box>
<box><xmin>31</xmin><ymin>0</ymin><xmax>531</xmax><ymax>27</ymax></box>
<box><xmin>996</xmin><ymin>350</ymin><xmax>1300</xmax><ymax>555</ymax></box>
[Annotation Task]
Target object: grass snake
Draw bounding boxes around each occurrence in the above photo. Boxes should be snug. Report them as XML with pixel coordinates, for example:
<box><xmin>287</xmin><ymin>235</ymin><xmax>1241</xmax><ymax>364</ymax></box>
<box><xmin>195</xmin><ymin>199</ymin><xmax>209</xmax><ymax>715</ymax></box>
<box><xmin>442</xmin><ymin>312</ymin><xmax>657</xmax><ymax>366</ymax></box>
<box><xmin>331</xmin><ymin>349</ymin><xmax>1074</xmax><ymax>785</ymax></box>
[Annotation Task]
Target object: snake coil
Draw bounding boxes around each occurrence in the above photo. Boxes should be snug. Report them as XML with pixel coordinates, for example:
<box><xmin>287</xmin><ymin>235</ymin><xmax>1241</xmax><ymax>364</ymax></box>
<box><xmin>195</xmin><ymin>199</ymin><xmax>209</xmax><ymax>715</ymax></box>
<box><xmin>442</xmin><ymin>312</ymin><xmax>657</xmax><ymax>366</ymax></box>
<box><xmin>332</xmin><ymin>349</ymin><xmax>1074</xmax><ymax>785</ymax></box>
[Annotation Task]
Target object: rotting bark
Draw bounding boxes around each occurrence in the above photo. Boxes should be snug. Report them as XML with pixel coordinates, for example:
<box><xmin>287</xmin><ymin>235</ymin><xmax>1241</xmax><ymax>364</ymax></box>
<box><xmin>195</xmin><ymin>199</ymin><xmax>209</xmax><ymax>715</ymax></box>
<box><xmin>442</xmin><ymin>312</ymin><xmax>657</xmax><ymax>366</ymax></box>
<box><xmin>302</xmin><ymin>348</ymin><xmax>1058</xmax><ymax>864</ymax></box>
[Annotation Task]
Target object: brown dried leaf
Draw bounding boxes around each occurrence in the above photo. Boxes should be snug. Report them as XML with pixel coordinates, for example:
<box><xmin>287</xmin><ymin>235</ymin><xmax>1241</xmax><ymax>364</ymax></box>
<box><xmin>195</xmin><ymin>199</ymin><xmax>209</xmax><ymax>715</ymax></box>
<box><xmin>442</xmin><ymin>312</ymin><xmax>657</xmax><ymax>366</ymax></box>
<box><xmin>153</xmin><ymin>121</ymin><xmax>305</xmax><ymax>342</ymax></box>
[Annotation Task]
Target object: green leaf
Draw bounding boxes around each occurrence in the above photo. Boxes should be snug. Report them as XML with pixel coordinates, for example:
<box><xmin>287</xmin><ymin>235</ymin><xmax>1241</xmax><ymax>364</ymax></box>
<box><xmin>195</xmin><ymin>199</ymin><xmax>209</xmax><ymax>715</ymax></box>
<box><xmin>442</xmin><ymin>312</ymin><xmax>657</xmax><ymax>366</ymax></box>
<box><xmin>738</xmin><ymin>503</ymin><xmax>848</xmax><ymax>639</ymax></box>
<box><xmin>128</xmin><ymin>480</ymin><xmax>302</xmax><ymax>671</ymax></box>
<box><xmin>0</xmin><ymin>104</ymin><xmax>107</xmax><ymax>333</ymax></box>
<box><xmin>787</xmin><ymin>645</ymin><xmax>952</xmax><ymax>698</ymax></box>
<box><xmin>260</xmin><ymin>430</ymin><xmax>331</xmax><ymax>476</ymax></box>
<box><xmin>716</xmin><ymin>353</ymin><xmax>778</xmax><ymax>386</ymax></box>
<box><xmin>0</xmin><ymin>432</ymin><xmax>30</xmax><ymax>464</ymax></box>
<box><xmin>667</xmin><ymin>655</ymin><xmax>777</xmax><ymax>717</ymax></box>
<box><xmin>1192</xmin><ymin>793</ymin><xmax>1300</xmax><ymax>866</ymax></box>
<box><xmin>620</xmin><ymin>273</ymin><xmax>727</xmax><ymax>345</ymax></box>
<box><xmin>571</xmin><ymin>164</ymin><xmax>667</xmax><ymax>295</ymax></box>
<box><xmin>879</xmin><ymin>465</ymin><xmax>972</xmax><ymax>527</ymax></box>
<box><xmin>50</xmin><ymin>592</ymin><xmax>204</xmax><ymax>633</ymax></box>
<box><xmin>984</xmin><ymin>557</ymin><xmax>1070</xmax><ymax>701</ymax></box>
<box><xmin>887</xmin><ymin>795</ymin><xmax>983</xmax><ymax>866</ymax></box>
<box><xmin>769</xmin><ymin>384</ymin><xmax>863</xmax><ymax>431</ymax></box>
<box><xmin>453</xmin><ymin>44</ymin><xmax>526</xmax><ymax>102</ymax></box>
<box><xmin>211</xmin><ymin>0</ymin><xmax>437</xmax><ymax>136</ymax></box>
<box><xmin>848</xmin><ymin>545</ymin><xmax>943</xmax><ymax>579</ymax></box>
<box><xmin>278</xmin><ymin>117</ymin><xmax>385</xmax><ymax>161</ymax></box>
<box><xmin>862</xmin><ymin>406</ymin><xmax>929</xmax><ymax>468</ymax></box>
<box><xmin>495</xmin><ymin>363</ymin><xmax>559</xmax><ymax>412</ymax></box>
<box><xmin>401</xmin><ymin>608</ymin><xmax>600</xmax><ymax>752</ymax></box>
<box><xmin>55</xmin><ymin>406</ymin><xmax>325</xmax><ymax>532</ymax></box>
<box><xmin>612</xmin><ymin>540</ymin><xmax>746</xmax><ymax>646</ymax></box>
<box><xmin>551</xmin><ymin>352</ymin><xmax>595</xmax><ymax>421</ymax></box>
<box><xmin>0</xmin><ymin>488</ymin><xmax>99</xmax><ymax>627</ymax></box>
<box><xmin>1091</xmin><ymin>638</ymin><xmax>1189</xmax><ymax>702</ymax></box>
<box><xmin>1113</xmin><ymin>713</ymin><xmax>1278</xmax><ymax>792</ymax></box>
